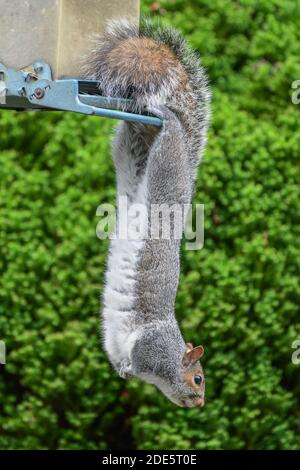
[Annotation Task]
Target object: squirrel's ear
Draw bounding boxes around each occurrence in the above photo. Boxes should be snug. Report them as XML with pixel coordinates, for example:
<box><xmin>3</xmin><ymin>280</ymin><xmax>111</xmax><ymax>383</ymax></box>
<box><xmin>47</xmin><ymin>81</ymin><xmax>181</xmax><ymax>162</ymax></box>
<box><xmin>182</xmin><ymin>345</ymin><xmax>204</xmax><ymax>367</ymax></box>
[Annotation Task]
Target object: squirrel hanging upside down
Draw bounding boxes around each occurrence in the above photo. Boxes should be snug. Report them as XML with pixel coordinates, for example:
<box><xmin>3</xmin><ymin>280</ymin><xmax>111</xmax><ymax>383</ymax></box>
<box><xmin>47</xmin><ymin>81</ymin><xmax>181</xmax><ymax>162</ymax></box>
<box><xmin>84</xmin><ymin>19</ymin><xmax>210</xmax><ymax>408</ymax></box>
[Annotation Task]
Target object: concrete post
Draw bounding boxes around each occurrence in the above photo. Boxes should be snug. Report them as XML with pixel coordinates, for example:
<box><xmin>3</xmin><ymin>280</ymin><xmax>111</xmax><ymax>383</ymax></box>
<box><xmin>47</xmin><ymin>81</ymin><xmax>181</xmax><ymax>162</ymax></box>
<box><xmin>0</xmin><ymin>0</ymin><xmax>140</xmax><ymax>78</ymax></box>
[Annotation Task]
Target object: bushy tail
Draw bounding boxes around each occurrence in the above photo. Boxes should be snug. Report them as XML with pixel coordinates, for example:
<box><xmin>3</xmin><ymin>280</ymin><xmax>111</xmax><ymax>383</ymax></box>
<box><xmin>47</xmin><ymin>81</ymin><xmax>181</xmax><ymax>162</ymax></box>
<box><xmin>82</xmin><ymin>18</ymin><xmax>210</xmax><ymax>116</ymax></box>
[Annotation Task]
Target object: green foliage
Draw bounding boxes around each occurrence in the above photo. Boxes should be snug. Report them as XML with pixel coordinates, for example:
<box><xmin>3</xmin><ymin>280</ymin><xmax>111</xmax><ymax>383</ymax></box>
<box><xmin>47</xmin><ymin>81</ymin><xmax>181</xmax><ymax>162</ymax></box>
<box><xmin>0</xmin><ymin>0</ymin><xmax>299</xmax><ymax>450</ymax></box>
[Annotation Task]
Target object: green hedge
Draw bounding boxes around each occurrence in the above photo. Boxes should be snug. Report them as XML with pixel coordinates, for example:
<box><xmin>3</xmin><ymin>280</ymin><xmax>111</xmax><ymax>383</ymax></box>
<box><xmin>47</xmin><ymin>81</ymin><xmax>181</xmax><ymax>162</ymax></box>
<box><xmin>0</xmin><ymin>0</ymin><xmax>299</xmax><ymax>449</ymax></box>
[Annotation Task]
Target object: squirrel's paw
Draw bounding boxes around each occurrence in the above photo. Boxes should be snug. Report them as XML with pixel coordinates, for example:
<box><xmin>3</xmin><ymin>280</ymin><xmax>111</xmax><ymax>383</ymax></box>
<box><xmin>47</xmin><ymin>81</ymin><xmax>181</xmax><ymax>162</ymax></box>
<box><xmin>117</xmin><ymin>360</ymin><xmax>133</xmax><ymax>380</ymax></box>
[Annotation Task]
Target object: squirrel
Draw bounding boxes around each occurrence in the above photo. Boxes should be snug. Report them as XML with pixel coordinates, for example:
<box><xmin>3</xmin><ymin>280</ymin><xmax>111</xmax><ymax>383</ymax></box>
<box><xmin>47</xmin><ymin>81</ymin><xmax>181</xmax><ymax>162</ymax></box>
<box><xmin>84</xmin><ymin>19</ymin><xmax>210</xmax><ymax>408</ymax></box>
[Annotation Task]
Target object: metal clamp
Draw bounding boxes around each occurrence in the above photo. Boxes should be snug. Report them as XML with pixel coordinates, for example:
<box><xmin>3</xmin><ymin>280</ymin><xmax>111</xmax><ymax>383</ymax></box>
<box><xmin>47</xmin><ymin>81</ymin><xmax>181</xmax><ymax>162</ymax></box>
<box><xmin>0</xmin><ymin>61</ymin><xmax>162</xmax><ymax>126</ymax></box>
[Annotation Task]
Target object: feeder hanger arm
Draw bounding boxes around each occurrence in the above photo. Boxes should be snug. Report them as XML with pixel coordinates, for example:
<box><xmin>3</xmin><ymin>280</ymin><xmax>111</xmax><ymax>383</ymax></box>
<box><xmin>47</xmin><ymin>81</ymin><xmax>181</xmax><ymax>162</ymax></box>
<box><xmin>0</xmin><ymin>61</ymin><xmax>162</xmax><ymax>127</ymax></box>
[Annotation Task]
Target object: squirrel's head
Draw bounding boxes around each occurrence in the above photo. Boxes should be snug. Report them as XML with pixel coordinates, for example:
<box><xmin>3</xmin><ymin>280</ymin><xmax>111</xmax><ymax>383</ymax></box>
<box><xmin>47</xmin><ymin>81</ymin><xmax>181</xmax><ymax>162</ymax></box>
<box><xmin>141</xmin><ymin>342</ymin><xmax>205</xmax><ymax>408</ymax></box>
<box><xmin>164</xmin><ymin>343</ymin><xmax>205</xmax><ymax>408</ymax></box>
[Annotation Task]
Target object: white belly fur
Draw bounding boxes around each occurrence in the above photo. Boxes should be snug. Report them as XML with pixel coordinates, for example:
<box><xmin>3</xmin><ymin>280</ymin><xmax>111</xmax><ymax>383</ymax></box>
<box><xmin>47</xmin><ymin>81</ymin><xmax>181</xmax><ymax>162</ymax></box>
<box><xmin>102</xmin><ymin>175</ymin><xmax>148</xmax><ymax>365</ymax></box>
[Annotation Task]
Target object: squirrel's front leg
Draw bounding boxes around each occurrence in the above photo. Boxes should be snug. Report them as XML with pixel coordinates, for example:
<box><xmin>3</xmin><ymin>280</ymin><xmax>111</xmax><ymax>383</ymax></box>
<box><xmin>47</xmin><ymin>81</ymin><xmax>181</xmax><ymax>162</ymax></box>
<box><xmin>115</xmin><ymin>359</ymin><xmax>133</xmax><ymax>380</ymax></box>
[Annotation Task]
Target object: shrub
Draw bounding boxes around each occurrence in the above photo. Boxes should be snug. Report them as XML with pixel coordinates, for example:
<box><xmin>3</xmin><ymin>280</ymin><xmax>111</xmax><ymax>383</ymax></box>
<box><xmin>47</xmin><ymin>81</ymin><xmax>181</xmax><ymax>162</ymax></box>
<box><xmin>0</xmin><ymin>0</ymin><xmax>299</xmax><ymax>449</ymax></box>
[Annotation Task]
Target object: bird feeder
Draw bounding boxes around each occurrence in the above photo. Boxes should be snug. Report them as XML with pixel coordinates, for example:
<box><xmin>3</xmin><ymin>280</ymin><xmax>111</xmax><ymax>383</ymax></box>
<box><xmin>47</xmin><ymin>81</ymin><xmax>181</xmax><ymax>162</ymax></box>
<box><xmin>0</xmin><ymin>0</ymin><xmax>162</xmax><ymax>126</ymax></box>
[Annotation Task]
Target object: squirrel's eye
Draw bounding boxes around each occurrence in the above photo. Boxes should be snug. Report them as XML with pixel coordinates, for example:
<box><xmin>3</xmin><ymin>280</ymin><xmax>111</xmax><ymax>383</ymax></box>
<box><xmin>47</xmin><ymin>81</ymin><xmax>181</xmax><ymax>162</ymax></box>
<box><xmin>194</xmin><ymin>375</ymin><xmax>202</xmax><ymax>386</ymax></box>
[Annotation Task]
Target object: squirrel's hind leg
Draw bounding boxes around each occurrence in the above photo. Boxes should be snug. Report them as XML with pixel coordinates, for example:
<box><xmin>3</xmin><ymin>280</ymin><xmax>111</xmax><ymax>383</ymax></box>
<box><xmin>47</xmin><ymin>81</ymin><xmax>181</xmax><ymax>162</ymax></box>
<box><xmin>146</xmin><ymin>105</ymin><xmax>192</xmax><ymax>206</ymax></box>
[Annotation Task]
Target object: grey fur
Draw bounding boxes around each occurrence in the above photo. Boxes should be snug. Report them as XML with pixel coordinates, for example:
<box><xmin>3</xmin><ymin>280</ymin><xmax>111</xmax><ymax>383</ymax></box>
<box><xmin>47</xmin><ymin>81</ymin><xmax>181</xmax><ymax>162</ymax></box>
<box><xmin>84</xmin><ymin>19</ymin><xmax>210</xmax><ymax>407</ymax></box>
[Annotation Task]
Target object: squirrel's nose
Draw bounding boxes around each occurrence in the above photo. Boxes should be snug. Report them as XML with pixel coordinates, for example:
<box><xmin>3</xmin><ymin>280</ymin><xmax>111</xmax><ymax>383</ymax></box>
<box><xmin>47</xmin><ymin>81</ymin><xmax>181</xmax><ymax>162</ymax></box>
<box><xmin>195</xmin><ymin>398</ymin><xmax>205</xmax><ymax>408</ymax></box>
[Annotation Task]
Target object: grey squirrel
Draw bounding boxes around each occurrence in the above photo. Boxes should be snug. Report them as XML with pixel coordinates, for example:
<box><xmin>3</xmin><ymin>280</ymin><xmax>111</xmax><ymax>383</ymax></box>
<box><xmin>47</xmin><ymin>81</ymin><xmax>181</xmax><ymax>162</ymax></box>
<box><xmin>84</xmin><ymin>19</ymin><xmax>210</xmax><ymax>407</ymax></box>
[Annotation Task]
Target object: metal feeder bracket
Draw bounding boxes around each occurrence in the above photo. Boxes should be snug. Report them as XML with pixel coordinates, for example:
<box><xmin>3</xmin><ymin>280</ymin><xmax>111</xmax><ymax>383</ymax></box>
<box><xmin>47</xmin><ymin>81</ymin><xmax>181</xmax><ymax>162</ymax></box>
<box><xmin>0</xmin><ymin>61</ymin><xmax>162</xmax><ymax>127</ymax></box>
